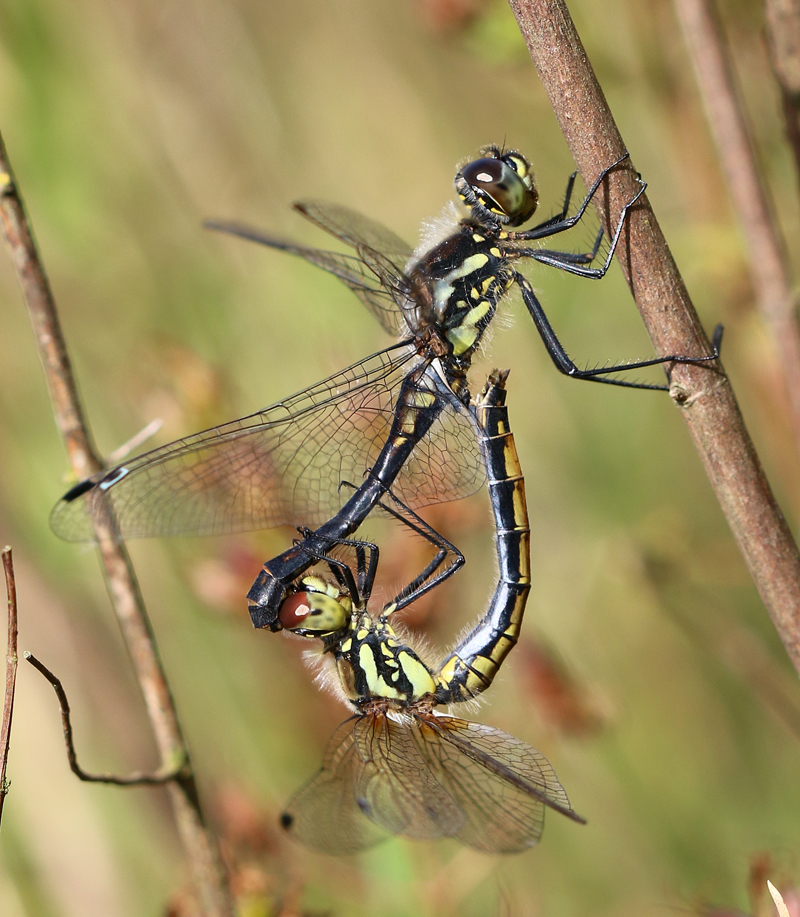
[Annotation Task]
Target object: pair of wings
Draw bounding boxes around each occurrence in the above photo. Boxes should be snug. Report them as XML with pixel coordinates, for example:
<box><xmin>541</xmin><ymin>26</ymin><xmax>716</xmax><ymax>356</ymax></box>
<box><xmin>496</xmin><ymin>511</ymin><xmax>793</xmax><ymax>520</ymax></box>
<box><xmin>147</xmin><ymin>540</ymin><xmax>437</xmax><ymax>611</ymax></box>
<box><xmin>50</xmin><ymin>203</ymin><xmax>486</xmax><ymax>543</ymax></box>
<box><xmin>281</xmin><ymin>711</ymin><xmax>583</xmax><ymax>854</ymax></box>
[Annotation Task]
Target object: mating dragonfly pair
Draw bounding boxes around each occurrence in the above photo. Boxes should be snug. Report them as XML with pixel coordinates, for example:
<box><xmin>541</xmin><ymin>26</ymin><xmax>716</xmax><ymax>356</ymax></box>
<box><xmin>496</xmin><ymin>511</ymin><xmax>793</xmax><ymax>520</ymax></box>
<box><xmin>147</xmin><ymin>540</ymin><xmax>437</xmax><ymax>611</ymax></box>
<box><xmin>50</xmin><ymin>146</ymin><xmax>721</xmax><ymax>852</ymax></box>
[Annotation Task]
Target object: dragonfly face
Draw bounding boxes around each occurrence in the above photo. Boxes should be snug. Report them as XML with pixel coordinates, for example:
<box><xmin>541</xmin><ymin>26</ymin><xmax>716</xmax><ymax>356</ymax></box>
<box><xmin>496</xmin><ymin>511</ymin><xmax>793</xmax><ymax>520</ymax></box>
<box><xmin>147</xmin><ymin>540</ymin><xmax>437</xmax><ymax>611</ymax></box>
<box><xmin>455</xmin><ymin>146</ymin><xmax>539</xmax><ymax>227</ymax></box>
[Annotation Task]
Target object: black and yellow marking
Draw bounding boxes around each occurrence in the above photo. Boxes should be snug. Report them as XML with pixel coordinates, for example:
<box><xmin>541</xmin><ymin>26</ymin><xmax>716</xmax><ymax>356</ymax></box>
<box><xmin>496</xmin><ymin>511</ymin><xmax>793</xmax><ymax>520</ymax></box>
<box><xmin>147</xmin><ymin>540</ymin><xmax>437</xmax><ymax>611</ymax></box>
<box><xmin>433</xmin><ymin>373</ymin><xmax>531</xmax><ymax>703</ymax></box>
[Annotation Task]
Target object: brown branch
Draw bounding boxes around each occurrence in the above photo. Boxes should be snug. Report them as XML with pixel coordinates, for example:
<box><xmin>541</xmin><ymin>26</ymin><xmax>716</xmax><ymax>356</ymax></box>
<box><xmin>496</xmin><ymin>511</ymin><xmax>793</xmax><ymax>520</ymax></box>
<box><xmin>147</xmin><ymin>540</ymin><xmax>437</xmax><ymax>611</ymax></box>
<box><xmin>764</xmin><ymin>0</ymin><xmax>800</xmax><ymax>198</ymax></box>
<box><xmin>25</xmin><ymin>653</ymin><xmax>187</xmax><ymax>786</ymax></box>
<box><xmin>0</xmin><ymin>131</ymin><xmax>233</xmax><ymax>914</ymax></box>
<box><xmin>506</xmin><ymin>0</ymin><xmax>800</xmax><ymax>675</ymax></box>
<box><xmin>672</xmin><ymin>0</ymin><xmax>800</xmax><ymax>458</ymax></box>
<box><xmin>0</xmin><ymin>547</ymin><xmax>19</xmax><ymax>828</ymax></box>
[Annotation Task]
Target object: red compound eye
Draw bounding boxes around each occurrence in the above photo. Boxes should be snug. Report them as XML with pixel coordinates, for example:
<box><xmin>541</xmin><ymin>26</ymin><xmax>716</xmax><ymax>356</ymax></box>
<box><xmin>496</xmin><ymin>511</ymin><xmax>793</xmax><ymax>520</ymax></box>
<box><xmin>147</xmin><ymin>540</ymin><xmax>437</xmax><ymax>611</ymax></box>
<box><xmin>279</xmin><ymin>592</ymin><xmax>311</xmax><ymax>630</ymax></box>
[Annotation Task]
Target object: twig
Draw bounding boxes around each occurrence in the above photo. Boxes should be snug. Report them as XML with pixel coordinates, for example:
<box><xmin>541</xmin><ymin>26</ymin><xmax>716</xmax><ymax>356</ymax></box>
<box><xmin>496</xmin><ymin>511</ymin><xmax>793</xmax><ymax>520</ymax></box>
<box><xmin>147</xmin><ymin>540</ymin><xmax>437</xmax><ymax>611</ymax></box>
<box><xmin>506</xmin><ymin>0</ymin><xmax>800</xmax><ymax>675</ymax></box>
<box><xmin>0</xmin><ymin>131</ymin><xmax>233</xmax><ymax>914</ymax></box>
<box><xmin>671</xmin><ymin>0</ymin><xmax>800</xmax><ymax>458</ymax></box>
<box><xmin>0</xmin><ymin>547</ymin><xmax>19</xmax><ymax>828</ymax></box>
<box><xmin>764</xmin><ymin>0</ymin><xmax>800</xmax><ymax>200</ymax></box>
<box><xmin>25</xmin><ymin>653</ymin><xmax>187</xmax><ymax>785</ymax></box>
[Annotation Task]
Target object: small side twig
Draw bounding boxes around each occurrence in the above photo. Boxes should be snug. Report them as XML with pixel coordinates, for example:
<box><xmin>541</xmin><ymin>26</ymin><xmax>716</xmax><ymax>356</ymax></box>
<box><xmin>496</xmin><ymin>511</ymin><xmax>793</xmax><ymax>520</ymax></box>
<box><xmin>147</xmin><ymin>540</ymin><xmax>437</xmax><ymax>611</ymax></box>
<box><xmin>507</xmin><ymin>0</ymin><xmax>800</xmax><ymax>676</ymax></box>
<box><xmin>671</xmin><ymin>0</ymin><xmax>800</xmax><ymax>457</ymax></box>
<box><xmin>0</xmin><ymin>547</ymin><xmax>19</xmax><ymax>827</ymax></box>
<box><xmin>0</xmin><ymin>131</ymin><xmax>233</xmax><ymax>914</ymax></box>
<box><xmin>25</xmin><ymin>653</ymin><xmax>186</xmax><ymax>786</ymax></box>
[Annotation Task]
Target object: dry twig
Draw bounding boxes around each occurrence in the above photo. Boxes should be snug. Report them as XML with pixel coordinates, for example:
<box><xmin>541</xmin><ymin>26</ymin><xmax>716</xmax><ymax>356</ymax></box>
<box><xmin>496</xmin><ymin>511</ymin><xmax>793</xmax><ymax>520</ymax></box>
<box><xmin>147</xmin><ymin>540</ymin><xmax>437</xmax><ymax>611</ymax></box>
<box><xmin>0</xmin><ymin>131</ymin><xmax>233</xmax><ymax>914</ymax></box>
<box><xmin>671</xmin><ymin>0</ymin><xmax>800</xmax><ymax>458</ymax></box>
<box><xmin>507</xmin><ymin>0</ymin><xmax>800</xmax><ymax>675</ymax></box>
<box><xmin>0</xmin><ymin>547</ymin><xmax>18</xmax><ymax>827</ymax></box>
<box><xmin>25</xmin><ymin>653</ymin><xmax>187</xmax><ymax>785</ymax></box>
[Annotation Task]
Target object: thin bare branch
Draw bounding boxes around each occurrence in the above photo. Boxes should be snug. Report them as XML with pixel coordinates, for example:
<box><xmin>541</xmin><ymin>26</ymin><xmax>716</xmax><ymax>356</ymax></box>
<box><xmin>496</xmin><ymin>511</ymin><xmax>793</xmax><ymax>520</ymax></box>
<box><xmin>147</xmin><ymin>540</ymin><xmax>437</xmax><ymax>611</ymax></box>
<box><xmin>0</xmin><ymin>547</ymin><xmax>19</xmax><ymax>828</ymax></box>
<box><xmin>507</xmin><ymin>0</ymin><xmax>800</xmax><ymax>675</ymax></box>
<box><xmin>25</xmin><ymin>653</ymin><xmax>187</xmax><ymax>785</ymax></box>
<box><xmin>672</xmin><ymin>0</ymin><xmax>800</xmax><ymax>458</ymax></box>
<box><xmin>764</xmin><ymin>0</ymin><xmax>800</xmax><ymax>196</ymax></box>
<box><xmin>0</xmin><ymin>131</ymin><xmax>233</xmax><ymax>914</ymax></box>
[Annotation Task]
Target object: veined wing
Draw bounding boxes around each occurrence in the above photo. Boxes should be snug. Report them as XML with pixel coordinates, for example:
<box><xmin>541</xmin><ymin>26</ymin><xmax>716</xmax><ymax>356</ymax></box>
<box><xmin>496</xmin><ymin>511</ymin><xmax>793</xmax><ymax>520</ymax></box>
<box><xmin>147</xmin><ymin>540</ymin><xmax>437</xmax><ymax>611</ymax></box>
<box><xmin>50</xmin><ymin>346</ymin><xmax>486</xmax><ymax>544</ymax></box>
<box><xmin>280</xmin><ymin>718</ymin><xmax>388</xmax><ymax>854</ymax></box>
<box><xmin>295</xmin><ymin>201</ymin><xmax>418</xmax><ymax>325</ymax></box>
<box><xmin>294</xmin><ymin>200</ymin><xmax>413</xmax><ymax>264</ymax></box>
<box><xmin>205</xmin><ymin>220</ymin><xmax>408</xmax><ymax>337</ymax></box>
<box><xmin>50</xmin><ymin>344</ymin><xmax>417</xmax><ymax>542</ymax></box>
<box><xmin>419</xmin><ymin>713</ymin><xmax>584</xmax><ymax>854</ymax></box>
<box><xmin>351</xmin><ymin>713</ymin><xmax>463</xmax><ymax>841</ymax></box>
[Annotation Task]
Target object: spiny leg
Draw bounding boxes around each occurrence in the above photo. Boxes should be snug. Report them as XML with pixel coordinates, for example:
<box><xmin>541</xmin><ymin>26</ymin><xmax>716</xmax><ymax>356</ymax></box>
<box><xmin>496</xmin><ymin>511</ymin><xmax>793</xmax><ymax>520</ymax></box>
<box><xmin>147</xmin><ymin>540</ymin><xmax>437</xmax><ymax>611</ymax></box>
<box><xmin>515</xmin><ymin>272</ymin><xmax>723</xmax><ymax>391</ymax></box>
<box><xmin>512</xmin><ymin>177</ymin><xmax>646</xmax><ymax>280</ymax></box>
<box><xmin>510</xmin><ymin>152</ymin><xmax>631</xmax><ymax>242</ymax></box>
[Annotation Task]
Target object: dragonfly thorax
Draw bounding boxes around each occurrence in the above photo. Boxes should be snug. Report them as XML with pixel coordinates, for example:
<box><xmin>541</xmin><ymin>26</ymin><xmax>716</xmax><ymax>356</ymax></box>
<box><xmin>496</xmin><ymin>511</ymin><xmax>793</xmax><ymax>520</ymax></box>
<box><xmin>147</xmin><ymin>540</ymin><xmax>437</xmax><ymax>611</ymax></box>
<box><xmin>410</xmin><ymin>227</ymin><xmax>515</xmax><ymax>358</ymax></box>
<box><xmin>332</xmin><ymin>614</ymin><xmax>438</xmax><ymax>709</ymax></box>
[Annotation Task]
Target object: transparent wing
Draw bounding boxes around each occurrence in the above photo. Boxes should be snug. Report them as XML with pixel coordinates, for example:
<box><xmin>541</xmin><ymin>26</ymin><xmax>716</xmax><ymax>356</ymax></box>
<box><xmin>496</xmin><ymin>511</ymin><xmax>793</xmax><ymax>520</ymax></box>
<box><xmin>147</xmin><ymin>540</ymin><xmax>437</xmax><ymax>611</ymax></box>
<box><xmin>280</xmin><ymin>718</ymin><xmax>388</xmax><ymax>854</ymax></box>
<box><xmin>295</xmin><ymin>201</ymin><xmax>417</xmax><ymax>326</ymax></box>
<box><xmin>51</xmin><ymin>345</ymin><xmax>415</xmax><ymax>542</ymax></box>
<box><xmin>420</xmin><ymin>714</ymin><xmax>582</xmax><ymax>854</ymax></box>
<box><xmin>50</xmin><ymin>347</ymin><xmax>485</xmax><ymax>543</ymax></box>
<box><xmin>206</xmin><ymin>220</ymin><xmax>408</xmax><ymax>337</ymax></box>
<box><xmin>294</xmin><ymin>200</ymin><xmax>413</xmax><ymax>264</ymax></box>
<box><xmin>352</xmin><ymin>714</ymin><xmax>463</xmax><ymax>840</ymax></box>
<box><xmin>390</xmin><ymin>389</ymin><xmax>485</xmax><ymax>512</ymax></box>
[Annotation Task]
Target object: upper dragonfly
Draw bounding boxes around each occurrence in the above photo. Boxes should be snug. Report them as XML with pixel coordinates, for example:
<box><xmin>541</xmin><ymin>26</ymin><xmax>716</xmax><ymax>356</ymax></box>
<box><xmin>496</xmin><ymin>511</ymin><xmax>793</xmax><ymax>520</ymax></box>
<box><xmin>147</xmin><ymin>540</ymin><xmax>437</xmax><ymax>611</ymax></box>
<box><xmin>50</xmin><ymin>146</ymin><xmax>721</xmax><ymax>629</ymax></box>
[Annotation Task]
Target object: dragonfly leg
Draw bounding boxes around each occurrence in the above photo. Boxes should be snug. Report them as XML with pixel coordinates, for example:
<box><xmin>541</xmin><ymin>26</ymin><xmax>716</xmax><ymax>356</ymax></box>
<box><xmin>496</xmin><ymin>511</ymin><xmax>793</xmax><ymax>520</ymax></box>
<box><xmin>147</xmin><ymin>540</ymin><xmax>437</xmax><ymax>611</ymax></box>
<box><xmin>510</xmin><ymin>152</ymin><xmax>631</xmax><ymax>242</ymax></box>
<box><xmin>516</xmin><ymin>271</ymin><xmax>723</xmax><ymax>391</ymax></box>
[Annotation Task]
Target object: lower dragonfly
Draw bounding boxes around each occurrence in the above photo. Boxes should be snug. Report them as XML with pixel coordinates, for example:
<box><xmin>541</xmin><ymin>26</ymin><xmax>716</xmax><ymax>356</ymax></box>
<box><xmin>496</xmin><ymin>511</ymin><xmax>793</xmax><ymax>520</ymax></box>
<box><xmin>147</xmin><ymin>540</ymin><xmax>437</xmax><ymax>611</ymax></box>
<box><xmin>50</xmin><ymin>147</ymin><xmax>722</xmax><ymax>630</ymax></box>
<box><xmin>277</xmin><ymin>369</ymin><xmax>583</xmax><ymax>853</ymax></box>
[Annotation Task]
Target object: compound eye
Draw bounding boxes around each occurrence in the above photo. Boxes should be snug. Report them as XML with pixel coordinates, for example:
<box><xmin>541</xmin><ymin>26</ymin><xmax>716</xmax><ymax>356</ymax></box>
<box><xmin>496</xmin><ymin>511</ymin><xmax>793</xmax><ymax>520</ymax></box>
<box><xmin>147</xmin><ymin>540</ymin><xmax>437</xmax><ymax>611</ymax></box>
<box><xmin>278</xmin><ymin>590</ymin><xmax>349</xmax><ymax>635</ymax></box>
<box><xmin>279</xmin><ymin>592</ymin><xmax>312</xmax><ymax>630</ymax></box>
<box><xmin>461</xmin><ymin>156</ymin><xmax>538</xmax><ymax>225</ymax></box>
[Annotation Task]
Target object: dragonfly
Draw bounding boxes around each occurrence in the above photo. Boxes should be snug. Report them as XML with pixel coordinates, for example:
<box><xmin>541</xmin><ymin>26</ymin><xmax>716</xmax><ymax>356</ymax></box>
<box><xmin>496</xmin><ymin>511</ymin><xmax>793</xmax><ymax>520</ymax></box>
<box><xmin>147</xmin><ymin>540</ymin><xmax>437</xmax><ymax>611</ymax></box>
<box><xmin>50</xmin><ymin>146</ymin><xmax>722</xmax><ymax>630</ymax></box>
<box><xmin>277</xmin><ymin>369</ymin><xmax>583</xmax><ymax>853</ymax></box>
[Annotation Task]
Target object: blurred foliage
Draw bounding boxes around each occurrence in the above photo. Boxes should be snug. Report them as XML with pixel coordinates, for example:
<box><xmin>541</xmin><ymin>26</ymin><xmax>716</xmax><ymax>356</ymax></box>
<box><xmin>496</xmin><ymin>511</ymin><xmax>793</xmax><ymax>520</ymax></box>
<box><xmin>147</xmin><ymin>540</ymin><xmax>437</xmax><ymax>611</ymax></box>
<box><xmin>1</xmin><ymin>0</ymin><xmax>800</xmax><ymax>915</ymax></box>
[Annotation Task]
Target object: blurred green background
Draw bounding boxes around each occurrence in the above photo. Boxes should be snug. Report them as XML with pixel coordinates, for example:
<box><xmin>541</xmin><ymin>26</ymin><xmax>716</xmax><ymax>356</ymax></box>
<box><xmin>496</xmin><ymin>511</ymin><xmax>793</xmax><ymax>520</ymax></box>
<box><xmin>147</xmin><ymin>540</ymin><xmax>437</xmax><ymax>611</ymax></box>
<box><xmin>1</xmin><ymin>0</ymin><xmax>799</xmax><ymax>915</ymax></box>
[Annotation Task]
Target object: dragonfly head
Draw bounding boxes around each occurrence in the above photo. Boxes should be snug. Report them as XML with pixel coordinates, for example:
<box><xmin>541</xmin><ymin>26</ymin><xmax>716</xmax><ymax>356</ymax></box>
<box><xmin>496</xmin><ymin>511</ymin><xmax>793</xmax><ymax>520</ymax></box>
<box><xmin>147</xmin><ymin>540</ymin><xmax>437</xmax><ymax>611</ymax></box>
<box><xmin>278</xmin><ymin>575</ymin><xmax>352</xmax><ymax>637</ymax></box>
<box><xmin>455</xmin><ymin>147</ymin><xmax>538</xmax><ymax>228</ymax></box>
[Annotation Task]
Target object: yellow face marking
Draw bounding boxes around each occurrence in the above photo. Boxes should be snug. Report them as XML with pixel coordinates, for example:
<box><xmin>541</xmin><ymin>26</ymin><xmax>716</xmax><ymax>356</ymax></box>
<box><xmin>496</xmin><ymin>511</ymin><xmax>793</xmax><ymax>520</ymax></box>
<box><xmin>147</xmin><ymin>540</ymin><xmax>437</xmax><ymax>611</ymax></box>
<box><xmin>302</xmin><ymin>575</ymin><xmax>327</xmax><ymax>593</ymax></box>
<box><xmin>499</xmin><ymin>231</ymin><xmax>508</xmax><ymax>239</ymax></box>
<box><xmin>472</xmin><ymin>233</ymin><xmax>485</xmax><ymax>243</ymax></box>
<box><xmin>356</xmin><ymin>628</ymin><xmax>369</xmax><ymax>640</ymax></box>
<box><xmin>397</xmin><ymin>652</ymin><xmax>436</xmax><ymax>696</ymax></box>
<box><xmin>490</xmin><ymin>247</ymin><xmax>501</xmax><ymax>258</ymax></box>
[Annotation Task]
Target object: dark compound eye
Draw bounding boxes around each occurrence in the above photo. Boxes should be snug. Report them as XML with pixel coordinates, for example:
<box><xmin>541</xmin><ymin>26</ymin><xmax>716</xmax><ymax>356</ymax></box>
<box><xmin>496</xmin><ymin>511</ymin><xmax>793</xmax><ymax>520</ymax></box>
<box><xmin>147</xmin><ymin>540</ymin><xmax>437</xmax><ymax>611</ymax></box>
<box><xmin>278</xmin><ymin>591</ymin><xmax>312</xmax><ymax>630</ymax></box>
<box><xmin>460</xmin><ymin>156</ymin><xmax>538</xmax><ymax>226</ymax></box>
